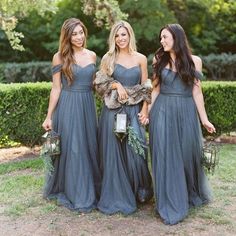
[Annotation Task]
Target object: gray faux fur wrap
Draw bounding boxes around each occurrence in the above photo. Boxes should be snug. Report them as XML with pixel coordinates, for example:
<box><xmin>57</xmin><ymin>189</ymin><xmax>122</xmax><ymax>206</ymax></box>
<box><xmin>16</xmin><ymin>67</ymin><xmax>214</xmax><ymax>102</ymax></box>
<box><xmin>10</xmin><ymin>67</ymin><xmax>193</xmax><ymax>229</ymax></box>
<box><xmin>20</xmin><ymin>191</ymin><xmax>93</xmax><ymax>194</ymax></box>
<box><xmin>94</xmin><ymin>70</ymin><xmax>153</xmax><ymax>109</ymax></box>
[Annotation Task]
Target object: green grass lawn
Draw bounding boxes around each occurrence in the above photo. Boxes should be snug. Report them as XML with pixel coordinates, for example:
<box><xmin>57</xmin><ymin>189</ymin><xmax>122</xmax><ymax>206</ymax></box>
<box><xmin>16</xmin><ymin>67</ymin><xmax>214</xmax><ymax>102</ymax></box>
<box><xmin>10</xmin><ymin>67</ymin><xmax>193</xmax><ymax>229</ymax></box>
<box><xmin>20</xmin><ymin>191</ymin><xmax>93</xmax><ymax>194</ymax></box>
<box><xmin>192</xmin><ymin>143</ymin><xmax>236</xmax><ymax>226</ymax></box>
<box><xmin>0</xmin><ymin>158</ymin><xmax>44</xmax><ymax>216</ymax></box>
<box><xmin>0</xmin><ymin>144</ymin><xmax>235</xmax><ymax>235</ymax></box>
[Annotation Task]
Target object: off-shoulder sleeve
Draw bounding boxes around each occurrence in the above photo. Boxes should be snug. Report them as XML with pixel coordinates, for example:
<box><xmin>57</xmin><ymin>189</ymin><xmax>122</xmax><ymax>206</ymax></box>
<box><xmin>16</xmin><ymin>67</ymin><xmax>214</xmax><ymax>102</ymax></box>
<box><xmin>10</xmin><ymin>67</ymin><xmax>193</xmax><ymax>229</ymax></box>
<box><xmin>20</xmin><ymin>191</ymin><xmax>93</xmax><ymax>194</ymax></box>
<box><xmin>195</xmin><ymin>70</ymin><xmax>204</xmax><ymax>80</ymax></box>
<box><xmin>51</xmin><ymin>64</ymin><xmax>62</xmax><ymax>75</ymax></box>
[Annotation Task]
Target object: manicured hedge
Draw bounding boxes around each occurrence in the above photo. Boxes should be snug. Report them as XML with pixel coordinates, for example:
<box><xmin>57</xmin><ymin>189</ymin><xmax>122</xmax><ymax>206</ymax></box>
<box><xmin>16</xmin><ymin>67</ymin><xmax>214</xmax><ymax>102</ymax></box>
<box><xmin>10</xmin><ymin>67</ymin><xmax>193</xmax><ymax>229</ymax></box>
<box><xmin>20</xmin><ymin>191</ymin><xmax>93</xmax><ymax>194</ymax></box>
<box><xmin>0</xmin><ymin>83</ymin><xmax>50</xmax><ymax>146</ymax></box>
<box><xmin>202</xmin><ymin>81</ymin><xmax>236</xmax><ymax>135</ymax></box>
<box><xmin>0</xmin><ymin>81</ymin><xmax>235</xmax><ymax>146</ymax></box>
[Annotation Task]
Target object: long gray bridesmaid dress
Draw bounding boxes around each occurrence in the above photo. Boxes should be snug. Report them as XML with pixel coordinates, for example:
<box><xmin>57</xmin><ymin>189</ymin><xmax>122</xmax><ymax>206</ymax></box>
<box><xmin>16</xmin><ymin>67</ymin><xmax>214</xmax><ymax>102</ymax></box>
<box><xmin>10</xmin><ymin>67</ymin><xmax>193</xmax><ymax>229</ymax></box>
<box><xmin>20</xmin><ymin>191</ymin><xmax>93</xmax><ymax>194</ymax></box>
<box><xmin>43</xmin><ymin>63</ymin><xmax>101</xmax><ymax>212</ymax></box>
<box><xmin>149</xmin><ymin>68</ymin><xmax>212</xmax><ymax>225</ymax></box>
<box><xmin>97</xmin><ymin>64</ymin><xmax>153</xmax><ymax>215</ymax></box>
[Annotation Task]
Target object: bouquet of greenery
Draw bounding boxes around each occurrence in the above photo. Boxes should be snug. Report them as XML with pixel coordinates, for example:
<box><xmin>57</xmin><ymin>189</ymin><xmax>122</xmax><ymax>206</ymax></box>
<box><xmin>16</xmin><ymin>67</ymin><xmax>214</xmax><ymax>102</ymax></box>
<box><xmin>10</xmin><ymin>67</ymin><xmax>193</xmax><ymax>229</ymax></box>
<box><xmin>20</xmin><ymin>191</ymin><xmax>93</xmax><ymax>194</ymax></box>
<box><xmin>40</xmin><ymin>130</ymin><xmax>60</xmax><ymax>175</ymax></box>
<box><xmin>113</xmin><ymin>106</ymin><xmax>147</xmax><ymax>159</ymax></box>
<box><xmin>127</xmin><ymin>126</ymin><xmax>147</xmax><ymax>159</ymax></box>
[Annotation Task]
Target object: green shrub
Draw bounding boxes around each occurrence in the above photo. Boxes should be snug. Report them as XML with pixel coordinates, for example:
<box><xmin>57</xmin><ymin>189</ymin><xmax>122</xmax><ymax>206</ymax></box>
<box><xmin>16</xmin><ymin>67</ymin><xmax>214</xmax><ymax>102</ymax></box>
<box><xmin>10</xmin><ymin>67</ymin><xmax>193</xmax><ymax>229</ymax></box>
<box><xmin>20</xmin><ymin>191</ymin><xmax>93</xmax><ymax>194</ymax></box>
<box><xmin>147</xmin><ymin>53</ymin><xmax>236</xmax><ymax>81</ymax></box>
<box><xmin>201</xmin><ymin>53</ymin><xmax>236</xmax><ymax>81</ymax></box>
<box><xmin>0</xmin><ymin>54</ymin><xmax>235</xmax><ymax>83</ymax></box>
<box><xmin>0</xmin><ymin>82</ymin><xmax>235</xmax><ymax>146</ymax></box>
<box><xmin>0</xmin><ymin>62</ymin><xmax>51</xmax><ymax>83</ymax></box>
<box><xmin>0</xmin><ymin>83</ymin><xmax>50</xmax><ymax>146</ymax></box>
<box><xmin>202</xmin><ymin>81</ymin><xmax>236</xmax><ymax>134</ymax></box>
<box><xmin>0</xmin><ymin>59</ymin><xmax>101</xmax><ymax>84</ymax></box>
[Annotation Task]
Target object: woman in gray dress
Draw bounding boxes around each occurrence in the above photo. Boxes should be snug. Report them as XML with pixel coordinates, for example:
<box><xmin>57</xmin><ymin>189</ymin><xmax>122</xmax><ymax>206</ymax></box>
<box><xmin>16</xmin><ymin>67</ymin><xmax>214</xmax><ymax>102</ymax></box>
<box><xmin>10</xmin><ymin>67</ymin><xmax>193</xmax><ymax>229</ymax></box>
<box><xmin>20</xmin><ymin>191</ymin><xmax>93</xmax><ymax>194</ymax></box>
<box><xmin>42</xmin><ymin>18</ymin><xmax>101</xmax><ymax>212</ymax></box>
<box><xmin>148</xmin><ymin>24</ymin><xmax>216</xmax><ymax>224</ymax></box>
<box><xmin>96</xmin><ymin>21</ymin><xmax>153</xmax><ymax>215</ymax></box>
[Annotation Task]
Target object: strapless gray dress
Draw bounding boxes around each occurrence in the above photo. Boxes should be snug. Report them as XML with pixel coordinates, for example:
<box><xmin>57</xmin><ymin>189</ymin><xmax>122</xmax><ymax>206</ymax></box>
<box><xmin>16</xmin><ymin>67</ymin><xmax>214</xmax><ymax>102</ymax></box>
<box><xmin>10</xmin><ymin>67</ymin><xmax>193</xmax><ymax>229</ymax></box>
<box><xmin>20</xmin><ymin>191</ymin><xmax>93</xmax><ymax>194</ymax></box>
<box><xmin>149</xmin><ymin>68</ymin><xmax>212</xmax><ymax>225</ymax></box>
<box><xmin>97</xmin><ymin>64</ymin><xmax>153</xmax><ymax>215</ymax></box>
<box><xmin>43</xmin><ymin>63</ymin><xmax>101</xmax><ymax>212</ymax></box>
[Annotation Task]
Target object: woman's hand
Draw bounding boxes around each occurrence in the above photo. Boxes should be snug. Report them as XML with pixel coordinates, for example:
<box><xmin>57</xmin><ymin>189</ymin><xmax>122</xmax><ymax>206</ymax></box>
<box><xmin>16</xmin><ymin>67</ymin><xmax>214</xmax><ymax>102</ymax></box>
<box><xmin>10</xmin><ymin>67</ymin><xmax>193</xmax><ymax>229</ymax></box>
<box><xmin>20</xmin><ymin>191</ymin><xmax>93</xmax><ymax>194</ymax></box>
<box><xmin>203</xmin><ymin>120</ymin><xmax>216</xmax><ymax>133</ymax></box>
<box><xmin>138</xmin><ymin>107</ymin><xmax>149</xmax><ymax>126</ymax></box>
<box><xmin>116</xmin><ymin>83</ymin><xmax>129</xmax><ymax>102</ymax></box>
<box><xmin>42</xmin><ymin>118</ymin><xmax>52</xmax><ymax>131</ymax></box>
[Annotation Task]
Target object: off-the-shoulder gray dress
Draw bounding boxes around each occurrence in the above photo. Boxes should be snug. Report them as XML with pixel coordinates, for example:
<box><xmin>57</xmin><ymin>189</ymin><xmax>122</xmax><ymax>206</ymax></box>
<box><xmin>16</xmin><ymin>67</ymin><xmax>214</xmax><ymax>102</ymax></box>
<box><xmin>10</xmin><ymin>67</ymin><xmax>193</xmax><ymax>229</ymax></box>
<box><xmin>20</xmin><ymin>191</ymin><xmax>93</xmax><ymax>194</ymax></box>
<box><xmin>149</xmin><ymin>68</ymin><xmax>212</xmax><ymax>225</ymax></box>
<box><xmin>97</xmin><ymin>64</ymin><xmax>153</xmax><ymax>215</ymax></box>
<box><xmin>43</xmin><ymin>64</ymin><xmax>101</xmax><ymax>212</ymax></box>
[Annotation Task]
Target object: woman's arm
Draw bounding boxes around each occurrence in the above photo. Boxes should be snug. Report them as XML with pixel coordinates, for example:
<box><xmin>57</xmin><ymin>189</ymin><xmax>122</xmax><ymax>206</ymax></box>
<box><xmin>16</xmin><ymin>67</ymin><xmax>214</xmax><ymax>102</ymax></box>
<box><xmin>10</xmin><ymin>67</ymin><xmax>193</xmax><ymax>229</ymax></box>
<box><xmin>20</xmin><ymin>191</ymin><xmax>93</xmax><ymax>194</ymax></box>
<box><xmin>99</xmin><ymin>54</ymin><xmax>128</xmax><ymax>101</ymax></box>
<box><xmin>138</xmin><ymin>54</ymin><xmax>149</xmax><ymax>125</ymax></box>
<box><xmin>148</xmin><ymin>77</ymin><xmax>160</xmax><ymax>113</ymax></box>
<box><xmin>91</xmin><ymin>50</ymin><xmax>97</xmax><ymax>89</ymax></box>
<box><xmin>148</xmin><ymin>56</ymin><xmax>160</xmax><ymax>112</ymax></box>
<box><xmin>192</xmin><ymin>55</ymin><xmax>216</xmax><ymax>133</ymax></box>
<box><xmin>90</xmin><ymin>50</ymin><xmax>97</xmax><ymax>64</ymax></box>
<box><xmin>42</xmin><ymin>53</ymin><xmax>62</xmax><ymax>131</ymax></box>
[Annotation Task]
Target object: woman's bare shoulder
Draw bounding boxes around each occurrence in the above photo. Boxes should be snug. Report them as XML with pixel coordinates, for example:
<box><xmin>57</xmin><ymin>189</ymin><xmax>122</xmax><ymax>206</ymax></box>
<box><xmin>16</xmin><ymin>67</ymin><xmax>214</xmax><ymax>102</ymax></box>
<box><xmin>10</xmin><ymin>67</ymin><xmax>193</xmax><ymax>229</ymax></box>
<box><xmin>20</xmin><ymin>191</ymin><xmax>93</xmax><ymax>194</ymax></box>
<box><xmin>86</xmin><ymin>48</ymin><xmax>96</xmax><ymax>57</ymax></box>
<box><xmin>52</xmin><ymin>52</ymin><xmax>63</xmax><ymax>66</ymax></box>
<box><xmin>191</xmin><ymin>55</ymin><xmax>202</xmax><ymax>71</ymax></box>
<box><xmin>134</xmin><ymin>52</ymin><xmax>147</xmax><ymax>65</ymax></box>
<box><xmin>84</xmin><ymin>49</ymin><xmax>96</xmax><ymax>63</ymax></box>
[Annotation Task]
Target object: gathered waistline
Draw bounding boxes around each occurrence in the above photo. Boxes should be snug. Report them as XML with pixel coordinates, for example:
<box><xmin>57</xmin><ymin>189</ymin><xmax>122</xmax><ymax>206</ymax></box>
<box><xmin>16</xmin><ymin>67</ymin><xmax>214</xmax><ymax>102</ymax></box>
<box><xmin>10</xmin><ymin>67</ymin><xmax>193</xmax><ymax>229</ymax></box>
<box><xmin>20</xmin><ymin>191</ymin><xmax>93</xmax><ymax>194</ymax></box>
<box><xmin>160</xmin><ymin>92</ymin><xmax>192</xmax><ymax>97</ymax></box>
<box><xmin>62</xmin><ymin>85</ymin><xmax>92</xmax><ymax>92</ymax></box>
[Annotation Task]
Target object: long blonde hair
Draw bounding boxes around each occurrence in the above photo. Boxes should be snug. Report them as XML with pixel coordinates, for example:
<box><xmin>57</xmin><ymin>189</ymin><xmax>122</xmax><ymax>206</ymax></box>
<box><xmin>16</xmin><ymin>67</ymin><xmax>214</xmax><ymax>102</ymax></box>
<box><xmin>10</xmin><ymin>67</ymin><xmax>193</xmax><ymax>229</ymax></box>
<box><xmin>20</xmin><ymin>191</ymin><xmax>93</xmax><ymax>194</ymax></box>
<box><xmin>100</xmin><ymin>21</ymin><xmax>137</xmax><ymax>76</ymax></box>
<box><xmin>59</xmin><ymin>18</ymin><xmax>87</xmax><ymax>85</ymax></box>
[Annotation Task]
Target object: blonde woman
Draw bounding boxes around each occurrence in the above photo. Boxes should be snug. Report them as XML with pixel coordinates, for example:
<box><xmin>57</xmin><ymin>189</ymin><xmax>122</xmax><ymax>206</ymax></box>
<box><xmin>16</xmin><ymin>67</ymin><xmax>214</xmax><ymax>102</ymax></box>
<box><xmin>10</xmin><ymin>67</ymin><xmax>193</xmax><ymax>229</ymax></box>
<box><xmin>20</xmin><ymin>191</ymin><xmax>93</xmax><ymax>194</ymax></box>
<box><xmin>42</xmin><ymin>18</ymin><xmax>101</xmax><ymax>212</ymax></box>
<box><xmin>96</xmin><ymin>21</ymin><xmax>153</xmax><ymax>215</ymax></box>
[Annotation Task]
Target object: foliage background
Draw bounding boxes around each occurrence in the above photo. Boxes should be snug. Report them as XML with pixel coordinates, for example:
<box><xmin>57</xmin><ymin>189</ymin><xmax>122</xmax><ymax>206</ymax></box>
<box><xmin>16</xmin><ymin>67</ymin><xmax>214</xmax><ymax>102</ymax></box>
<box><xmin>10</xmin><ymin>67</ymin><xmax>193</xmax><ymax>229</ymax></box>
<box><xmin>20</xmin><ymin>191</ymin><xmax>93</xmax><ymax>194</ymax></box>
<box><xmin>0</xmin><ymin>0</ymin><xmax>236</xmax><ymax>62</ymax></box>
<box><xmin>0</xmin><ymin>0</ymin><xmax>235</xmax><ymax>147</ymax></box>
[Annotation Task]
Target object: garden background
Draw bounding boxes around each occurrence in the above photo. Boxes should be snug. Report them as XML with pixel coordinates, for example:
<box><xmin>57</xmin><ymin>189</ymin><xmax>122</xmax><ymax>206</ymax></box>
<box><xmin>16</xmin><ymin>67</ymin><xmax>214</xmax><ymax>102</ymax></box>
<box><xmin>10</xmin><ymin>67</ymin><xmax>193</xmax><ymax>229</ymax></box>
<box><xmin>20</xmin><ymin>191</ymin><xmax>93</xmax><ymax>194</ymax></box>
<box><xmin>0</xmin><ymin>0</ymin><xmax>236</xmax><ymax>235</ymax></box>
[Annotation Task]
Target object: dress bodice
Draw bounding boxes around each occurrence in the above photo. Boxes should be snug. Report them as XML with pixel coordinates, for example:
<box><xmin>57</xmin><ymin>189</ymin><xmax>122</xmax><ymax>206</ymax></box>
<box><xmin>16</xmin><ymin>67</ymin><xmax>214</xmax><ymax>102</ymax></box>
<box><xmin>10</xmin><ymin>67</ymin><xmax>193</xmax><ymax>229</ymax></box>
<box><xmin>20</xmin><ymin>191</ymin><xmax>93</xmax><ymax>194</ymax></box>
<box><xmin>52</xmin><ymin>64</ymin><xmax>96</xmax><ymax>91</ymax></box>
<box><xmin>160</xmin><ymin>68</ymin><xmax>193</xmax><ymax>97</ymax></box>
<box><xmin>113</xmin><ymin>64</ymin><xmax>141</xmax><ymax>86</ymax></box>
<box><xmin>160</xmin><ymin>68</ymin><xmax>203</xmax><ymax>97</ymax></box>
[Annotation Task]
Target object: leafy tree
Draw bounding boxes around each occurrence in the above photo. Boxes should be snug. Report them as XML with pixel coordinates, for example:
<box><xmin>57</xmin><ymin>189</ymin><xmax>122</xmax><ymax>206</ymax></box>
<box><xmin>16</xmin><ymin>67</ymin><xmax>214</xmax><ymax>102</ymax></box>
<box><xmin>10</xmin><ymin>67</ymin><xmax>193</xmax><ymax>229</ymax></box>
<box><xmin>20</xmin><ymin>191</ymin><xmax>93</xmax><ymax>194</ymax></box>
<box><xmin>1</xmin><ymin>0</ymin><xmax>113</xmax><ymax>62</ymax></box>
<box><xmin>1</xmin><ymin>0</ymin><xmax>235</xmax><ymax>62</ymax></box>
<box><xmin>120</xmin><ymin>0</ymin><xmax>176</xmax><ymax>55</ymax></box>
<box><xmin>167</xmin><ymin>0</ymin><xmax>236</xmax><ymax>54</ymax></box>
<box><xmin>82</xmin><ymin>0</ymin><xmax>128</xmax><ymax>28</ymax></box>
<box><xmin>0</xmin><ymin>0</ymin><xmax>57</xmax><ymax>50</ymax></box>
<box><xmin>0</xmin><ymin>0</ymin><xmax>128</xmax><ymax>61</ymax></box>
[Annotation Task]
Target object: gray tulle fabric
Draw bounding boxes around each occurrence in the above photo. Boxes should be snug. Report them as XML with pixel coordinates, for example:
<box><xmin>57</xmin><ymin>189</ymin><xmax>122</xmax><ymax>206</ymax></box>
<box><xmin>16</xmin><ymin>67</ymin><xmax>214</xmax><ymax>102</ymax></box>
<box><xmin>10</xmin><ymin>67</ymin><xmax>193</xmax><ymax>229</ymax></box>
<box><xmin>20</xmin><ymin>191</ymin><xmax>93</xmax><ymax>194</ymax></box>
<box><xmin>43</xmin><ymin>63</ymin><xmax>101</xmax><ymax>212</ymax></box>
<box><xmin>97</xmin><ymin>64</ymin><xmax>153</xmax><ymax>215</ymax></box>
<box><xmin>149</xmin><ymin>68</ymin><xmax>212</xmax><ymax>225</ymax></box>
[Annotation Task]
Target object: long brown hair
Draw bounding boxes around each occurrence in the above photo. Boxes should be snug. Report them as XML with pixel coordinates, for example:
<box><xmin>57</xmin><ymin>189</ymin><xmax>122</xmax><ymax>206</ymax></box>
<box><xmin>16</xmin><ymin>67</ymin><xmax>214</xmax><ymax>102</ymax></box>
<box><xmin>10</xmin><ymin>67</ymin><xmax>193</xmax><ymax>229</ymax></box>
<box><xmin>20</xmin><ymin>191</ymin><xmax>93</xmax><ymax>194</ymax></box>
<box><xmin>59</xmin><ymin>18</ymin><xmax>87</xmax><ymax>85</ymax></box>
<box><xmin>153</xmin><ymin>24</ymin><xmax>196</xmax><ymax>85</ymax></box>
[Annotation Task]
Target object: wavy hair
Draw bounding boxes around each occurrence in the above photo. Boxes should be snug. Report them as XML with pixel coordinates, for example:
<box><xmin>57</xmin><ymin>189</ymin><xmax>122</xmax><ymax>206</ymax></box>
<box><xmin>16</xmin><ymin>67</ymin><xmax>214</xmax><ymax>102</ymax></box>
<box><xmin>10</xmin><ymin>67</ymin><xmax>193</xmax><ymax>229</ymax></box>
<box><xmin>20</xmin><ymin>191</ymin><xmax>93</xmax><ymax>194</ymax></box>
<box><xmin>153</xmin><ymin>24</ymin><xmax>196</xmax><ymax>85</ymax></box>
<box><xmin>100</xmin><ymin>20</ymin><xmax>137</xmax><ymax>76</ymax></box>
<box><xmin>59</xmin><ymin>18</ymin><xmax>87</xmax><ymax>85</ymax></box>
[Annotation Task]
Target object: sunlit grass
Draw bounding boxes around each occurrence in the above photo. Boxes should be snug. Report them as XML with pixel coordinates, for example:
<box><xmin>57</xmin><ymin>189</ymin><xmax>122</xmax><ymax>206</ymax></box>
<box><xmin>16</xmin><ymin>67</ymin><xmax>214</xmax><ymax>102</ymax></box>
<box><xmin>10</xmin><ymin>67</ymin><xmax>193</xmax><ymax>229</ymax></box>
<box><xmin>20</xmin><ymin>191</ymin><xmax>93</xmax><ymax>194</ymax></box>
<box><xmin>189</xmin><ymin>144</ymin><xmax>236</xmax><ymax>227</ymax></box>
<box><xmin>0</xmin><ymin>157</ymin><xmax>44</xmax><ymax>175</ymax></box>
<box><xmin>0</xmin><ymin>144</ymin><xmax>235</xmax><ymax>228</ymax></box>
<box><xmin>0</xmin><ymin>157</ymin><xmax>46</xmax><ymax>216</ymax></box>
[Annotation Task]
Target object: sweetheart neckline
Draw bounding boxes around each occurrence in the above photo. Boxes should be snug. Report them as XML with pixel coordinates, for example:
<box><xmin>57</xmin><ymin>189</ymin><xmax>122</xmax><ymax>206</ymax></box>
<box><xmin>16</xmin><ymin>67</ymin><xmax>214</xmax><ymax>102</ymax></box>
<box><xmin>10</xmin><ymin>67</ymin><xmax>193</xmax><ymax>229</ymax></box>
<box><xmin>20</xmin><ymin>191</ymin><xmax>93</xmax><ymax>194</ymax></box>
<box><xmin>115</xmin><ymin>63</ymin><xmax>140</xmax><ymax>70</ymax></box>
